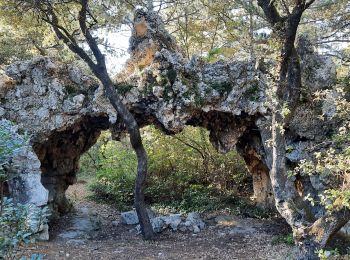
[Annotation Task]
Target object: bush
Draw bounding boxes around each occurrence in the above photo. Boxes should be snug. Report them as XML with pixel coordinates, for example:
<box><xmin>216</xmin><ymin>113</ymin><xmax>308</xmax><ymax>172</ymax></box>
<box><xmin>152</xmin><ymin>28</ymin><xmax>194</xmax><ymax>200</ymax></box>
<box><xmin>83</xmin><ymin>126</ymin><xmax>250</xmax><ymax>212</ymax></box>
<box><xmin>87</xmin><ymin>135</ymin><xmax>137</xmax><ymax>210</ymax></box>
<box><xmin>0</xmin><ymin>198</ymin><xmax>49</xmax><ymax>258</ymax></box>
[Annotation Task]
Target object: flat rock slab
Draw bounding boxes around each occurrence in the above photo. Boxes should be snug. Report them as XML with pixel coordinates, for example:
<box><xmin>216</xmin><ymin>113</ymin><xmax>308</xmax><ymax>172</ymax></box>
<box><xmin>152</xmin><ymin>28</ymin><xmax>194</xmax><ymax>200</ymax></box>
<box><xmin>228</xmin><ymin>226</ymin><xmax>256</xmax><ymax>235</ymax></box>
<box><xmin>57</xmin><ymin>206</ymin><xmax>100</xmax><ymax>243</ymax></box>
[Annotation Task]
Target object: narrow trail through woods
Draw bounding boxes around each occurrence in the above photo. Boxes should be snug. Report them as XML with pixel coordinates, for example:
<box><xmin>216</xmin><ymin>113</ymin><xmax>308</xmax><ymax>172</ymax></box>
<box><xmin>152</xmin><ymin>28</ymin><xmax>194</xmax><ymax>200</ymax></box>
<box><xmin>18</xmin><ymin>183</ymin><xmax>294</xmax><ymax>260</ymax></box>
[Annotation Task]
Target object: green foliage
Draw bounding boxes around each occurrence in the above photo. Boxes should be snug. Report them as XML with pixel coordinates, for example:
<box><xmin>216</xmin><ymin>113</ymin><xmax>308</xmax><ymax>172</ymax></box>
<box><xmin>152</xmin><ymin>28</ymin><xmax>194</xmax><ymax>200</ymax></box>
<box><xmin>82</xmin><ymin>126</ymin><xmax>249</xmax><ymax>212</ymax></box>
<box><xmin>64</xmin><ymin>84</ymin><xmax>81</xmax><ymax>96</ymax></box>
<box><xmin>85</xmin><ymin>135</ymin><xmax>137</xmax><ymax>210</ymax></box>
<box><xmin>295</xmin><ymin>86</ymin><xmax>350</xmax><ymax>212</ymax></box>
<box><xmin>166</xmin><ymin>68</ymin><xmax>177</xmax><ymax>85</ymax></box>
<box><xmin>0</xmin><ymin>28</ymin><xmax>33</xmax><ymax>64</ymax></box>
<box><xmin>115</xmin><ymin>83</ymin><xmax>135</xmax><ymax>96</ymax></box>
<box><xmin>317</xmin><ymin>248</ymin><xmax>340</xmax><ymax>260</ymax></box>
<box><xmin>206</xmin><ymin>48</ymin><xmax>221</xmax><ymax>62</ymax></box>
<box><xmin>151</xmin><ymin>185</ymin><xmax>231</xmax><ymax>213</ymax></box>
<box><xmin>0</xmin><ymin>0</ymin><xmax>130</xmax><ymax>67</ymax></box>
<box><xmin>0</xmin><ymin>198</ymin><xmax>49</xmax><ymax>259</ymax></box>
<box><xmin>271</xmin><ymin>233</ymin><xmax>295</xmax><ymax>246</ymax></box>
<box><xmin>243</xmin><ymin>84</ymin><xmax>260</xmax><ymax>101</ymax></box>
<box><xmin>227</xmin><ymin>199</ymin><xmax>277</xmax><ymax>219</ymax></box>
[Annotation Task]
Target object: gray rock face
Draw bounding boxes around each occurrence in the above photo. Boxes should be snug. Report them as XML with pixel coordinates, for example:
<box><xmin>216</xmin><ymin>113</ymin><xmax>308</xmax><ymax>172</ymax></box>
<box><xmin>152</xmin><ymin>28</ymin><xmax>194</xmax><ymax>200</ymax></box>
<box><xmin>0</xmin><ymin>119</ymin><xmax>49</xmax><ymax>239</ymax></box>
<box><xmin>151</xmin><ymin>217</ymin><xmax>165</xmax><ymax>233</ymax></box>
<box><xmin>120</xmin><ymin>211</ymin><xmax>139</xmax><ymax>225</ymax></box>
<box><xmin>185</xmin><ymin>212</ymin><xmax>206</xmax><ymax>232</ymax></box>
<box><xmin>162</xmin><ymin>214</ymin><xmax>182</xmax><ymax>231</ymax></box>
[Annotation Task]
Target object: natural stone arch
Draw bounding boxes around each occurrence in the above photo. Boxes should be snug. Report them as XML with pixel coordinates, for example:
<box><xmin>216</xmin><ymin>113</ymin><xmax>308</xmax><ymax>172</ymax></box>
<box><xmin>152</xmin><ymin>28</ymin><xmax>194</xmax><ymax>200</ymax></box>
<box><xmin>1</xmin><ymin>9</ymin><xmax>348</xmax><ymax>239</ymax></box>
<box><xmin>0</xmin><ymin>55</ymin><xmax>271</xmax><ymax>217</ymax></box>
<box><xmin>33</xmin><ymin>116</ymin><xmax>110</xmax><ymax>216</ymax></box>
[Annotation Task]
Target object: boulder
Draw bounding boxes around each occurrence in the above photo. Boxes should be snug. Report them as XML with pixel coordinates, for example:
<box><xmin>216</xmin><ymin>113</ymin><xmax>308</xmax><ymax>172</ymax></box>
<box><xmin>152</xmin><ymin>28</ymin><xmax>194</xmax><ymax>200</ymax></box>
<box><xmin>185</xmin><ymin>212</ymin><xmax>206</xmax><ymax>231</ymax></box>
<box><xmin>134</xmin><ymin>212</ymin><xmax>205</xmax><ymax>233</ymax></box>
<box><xmin>120</xmin><ymin>209</ymin><xmax>156</xmax><ymax>225</ymax></box>
<box><xmin>151</xmin><ymin>217</ymin><xmax>165</xmax><ymax>233</ymax></box>
<box><xmin>161</xmin><ymin>214</ymin><xmax>182</xmax><ymax>231</ymax></box>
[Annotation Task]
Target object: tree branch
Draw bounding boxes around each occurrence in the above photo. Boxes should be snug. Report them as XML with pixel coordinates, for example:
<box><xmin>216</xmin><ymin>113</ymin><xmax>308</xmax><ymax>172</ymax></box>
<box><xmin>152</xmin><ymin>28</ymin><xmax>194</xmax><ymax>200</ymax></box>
<box><xmin>79</xmin><ymin>0</ymin><xmax>105</xmax><ymax>69</ymax></box>
<box><xmin>257</xmin><ymin>0</ymin><xmax>283</xmax><ymax>26</ymax></box>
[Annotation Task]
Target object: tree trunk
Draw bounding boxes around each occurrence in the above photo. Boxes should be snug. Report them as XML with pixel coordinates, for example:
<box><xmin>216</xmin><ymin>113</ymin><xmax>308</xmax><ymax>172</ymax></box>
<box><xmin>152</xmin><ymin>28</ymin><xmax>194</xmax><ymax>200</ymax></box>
<box><xmin>42</xmin><ymin>4</ymin><xmax>154</xmax><ymax>239</ymax></box>
<box><xmin>98</xmin><ymin>71</ymin><xmax>154</xmax><ymax>240</ymax></box>
<box><xmin>257</xmin><ymin>1</ymin><xmax>322</xmax><ymax>258</ymax></box>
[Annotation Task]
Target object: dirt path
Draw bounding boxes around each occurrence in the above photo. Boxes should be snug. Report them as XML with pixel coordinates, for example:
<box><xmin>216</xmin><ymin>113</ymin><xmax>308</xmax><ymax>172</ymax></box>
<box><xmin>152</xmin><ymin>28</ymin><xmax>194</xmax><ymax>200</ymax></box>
<box><xmin>18</xmin><ymin>183</ymin><xmax>294</xmax><ymax>260</ymax></box>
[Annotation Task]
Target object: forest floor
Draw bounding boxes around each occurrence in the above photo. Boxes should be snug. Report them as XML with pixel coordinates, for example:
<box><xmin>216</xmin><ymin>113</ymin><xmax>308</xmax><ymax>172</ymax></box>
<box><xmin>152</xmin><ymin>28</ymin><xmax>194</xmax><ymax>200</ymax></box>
<box><xmin>17</xmin><ymin>183</ymin><xmax>295</xmax><ymax>260</ymax></box>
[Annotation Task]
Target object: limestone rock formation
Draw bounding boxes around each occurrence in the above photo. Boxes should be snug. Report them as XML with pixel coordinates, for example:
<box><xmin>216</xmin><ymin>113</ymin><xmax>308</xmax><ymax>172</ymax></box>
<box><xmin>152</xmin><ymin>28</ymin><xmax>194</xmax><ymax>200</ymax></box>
<box><xmin>0</xmin><ymin>119</ymin><xmax>48</xmax><ymax>206</ymax></box>
<box><xmin>0</xmin><ymin>9</ymin><xmax>346</xmax><ymax>239</ymax></box>
<box><xmin>1</xmin><ymin>57</ymin><xmax>113</xmax><ymax>216</ymax></box>
<box><xmin>0</xmin><ymin>119</ymin><xmax>49</xmax><ymax>239</ymax></box>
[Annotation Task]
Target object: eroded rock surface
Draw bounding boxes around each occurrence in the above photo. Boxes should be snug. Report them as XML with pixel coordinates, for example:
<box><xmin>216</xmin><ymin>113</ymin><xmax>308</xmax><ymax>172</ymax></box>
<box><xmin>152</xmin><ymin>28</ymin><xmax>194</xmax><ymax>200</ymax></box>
<box><xmin>0</xmin><ymin>119</ymin><xmax>49</xmax><ymax>239</ymax></box>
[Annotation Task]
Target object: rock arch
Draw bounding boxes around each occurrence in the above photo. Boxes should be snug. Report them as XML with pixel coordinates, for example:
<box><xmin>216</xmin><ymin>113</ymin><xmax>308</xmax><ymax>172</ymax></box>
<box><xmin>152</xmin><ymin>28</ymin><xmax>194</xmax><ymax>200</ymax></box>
<box><xmin>1</xmin><ymin>9</ymin><xmax>347</xmax><ymax>236</ymax></box>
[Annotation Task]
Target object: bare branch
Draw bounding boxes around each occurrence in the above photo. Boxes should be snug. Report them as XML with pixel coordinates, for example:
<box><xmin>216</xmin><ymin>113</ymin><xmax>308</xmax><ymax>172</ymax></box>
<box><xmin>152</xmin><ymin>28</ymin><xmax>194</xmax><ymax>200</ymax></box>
<box><xmin>79</xmin><ymin>0</ymin><xmax>105</xmax><ymax>69</ymax></box>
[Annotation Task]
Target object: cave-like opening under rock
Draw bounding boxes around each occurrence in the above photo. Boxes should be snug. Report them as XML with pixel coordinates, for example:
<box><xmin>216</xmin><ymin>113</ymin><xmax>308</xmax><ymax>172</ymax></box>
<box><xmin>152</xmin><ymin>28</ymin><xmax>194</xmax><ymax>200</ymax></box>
<box><xmin>32</xmin><ymin>115</ymin><xmax>110</xmax><ymax>219</ymax></box>
<box><xmin>32</xmin><ymin>111</ymin><xmax>278</xmax><ymax>233</ymax></box>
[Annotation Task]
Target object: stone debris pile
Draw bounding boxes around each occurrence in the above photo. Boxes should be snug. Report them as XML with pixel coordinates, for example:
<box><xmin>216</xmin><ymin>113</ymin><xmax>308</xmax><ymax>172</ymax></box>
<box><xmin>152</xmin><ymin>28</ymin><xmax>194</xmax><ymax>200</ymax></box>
<box><xmin>120</xmin><ymin>210</ymin><xmax>205</xmax><ymax>233</ymax></box>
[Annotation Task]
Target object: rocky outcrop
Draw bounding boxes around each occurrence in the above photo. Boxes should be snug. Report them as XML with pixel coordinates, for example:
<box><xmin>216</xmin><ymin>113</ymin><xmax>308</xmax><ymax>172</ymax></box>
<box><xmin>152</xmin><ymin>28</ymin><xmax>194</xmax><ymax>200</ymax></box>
<box><xmin>0</xmin><ymin>119</ymin><xmax>48</xmax><ymax>206</ymax></box>
<box><xmin>0</xmin><ymin>119</ymin><xmax>49</xmax><ymax>239</ymax></box>
<box><xmin>1</xmin><ymin>57</ymin><xmax>111</xmax><ymax>216</ymax></box>
<box><xmin>0</xmin><ymin>9</ymin><xmax>344</xmax><ymax>236</ymax></box>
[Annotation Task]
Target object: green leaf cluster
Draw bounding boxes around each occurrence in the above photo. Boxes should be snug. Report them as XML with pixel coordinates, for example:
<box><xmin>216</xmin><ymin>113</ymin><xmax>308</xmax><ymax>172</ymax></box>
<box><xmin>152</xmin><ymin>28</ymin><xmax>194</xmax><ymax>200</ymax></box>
<box><xmin>81</xmin><ymin>126</ymin><xmax>249</xmax><ymax>212</ymax></box>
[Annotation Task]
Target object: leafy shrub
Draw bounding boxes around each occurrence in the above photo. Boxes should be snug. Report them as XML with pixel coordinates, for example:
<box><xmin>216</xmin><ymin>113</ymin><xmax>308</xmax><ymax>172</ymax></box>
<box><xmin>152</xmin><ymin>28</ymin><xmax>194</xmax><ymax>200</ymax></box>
<box><xmin>0</xmin><ymin>198</ymin><xmax>49</xmax><ymax>258</ymax></box>
<box><xmin>317</xmin><ymin>248</ymin><xmax>340</xmax><ymax>260</ymax></box>
<box><xmin>87</xmin><ymin>136</ymin><xmax>137</xmax><ymax>210</ymax></box>
<box><xmin>83</xmin><ymin>126</ymin><xmax>250</xmax><ymax>212</ymax></box>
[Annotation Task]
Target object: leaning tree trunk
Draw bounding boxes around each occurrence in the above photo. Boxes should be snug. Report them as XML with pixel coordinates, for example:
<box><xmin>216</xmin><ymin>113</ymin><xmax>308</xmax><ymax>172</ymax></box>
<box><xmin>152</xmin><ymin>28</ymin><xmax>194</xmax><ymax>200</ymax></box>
<box><xmin>37</xmin><ymin>0</ymin><xmax>155</xmax><ymax>240</ymax></box>
<box><xmin>295</xmin><ymin>209</ymin><xmax>350</xmax><ymax>260</ymax></box>
<box><xmin>97</xmin><ymin>70</ymin><xmax>154</xmax><ymax>240</ymax></box>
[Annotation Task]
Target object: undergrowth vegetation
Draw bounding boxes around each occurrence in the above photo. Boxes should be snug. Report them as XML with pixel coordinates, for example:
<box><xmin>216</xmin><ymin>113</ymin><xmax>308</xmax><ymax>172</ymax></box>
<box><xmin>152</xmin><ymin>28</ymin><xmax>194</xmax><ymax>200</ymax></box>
<box><xmin>79</xmin><ymin>126</ymin><xmax>266</xmax><ymax>215</ymax></box>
